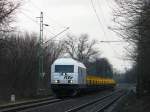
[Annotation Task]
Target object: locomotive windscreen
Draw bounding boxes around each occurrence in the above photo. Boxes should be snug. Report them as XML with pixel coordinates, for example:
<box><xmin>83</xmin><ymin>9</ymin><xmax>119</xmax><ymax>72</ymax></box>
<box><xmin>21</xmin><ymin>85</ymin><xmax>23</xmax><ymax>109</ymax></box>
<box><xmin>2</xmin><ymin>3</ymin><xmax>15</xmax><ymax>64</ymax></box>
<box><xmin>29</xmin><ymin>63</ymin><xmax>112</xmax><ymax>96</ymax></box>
<box><xmin>55</xmin><ymin>65</ymin><xmax>74</xmax><ymax>73</ymax></box>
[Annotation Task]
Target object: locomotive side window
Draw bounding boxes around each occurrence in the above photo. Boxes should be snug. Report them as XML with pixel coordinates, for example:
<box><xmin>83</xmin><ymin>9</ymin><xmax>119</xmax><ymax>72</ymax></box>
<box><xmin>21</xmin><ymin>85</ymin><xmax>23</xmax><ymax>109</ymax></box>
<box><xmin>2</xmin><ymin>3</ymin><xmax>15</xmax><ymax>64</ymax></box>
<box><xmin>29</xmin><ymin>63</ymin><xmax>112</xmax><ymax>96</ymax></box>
<box><xmin>78</xmin><ymin>67</ymin><xmax>86</xmax><ymax>76</ymax></box>
<box><xmin>55</xmin><ymin>65</ymin><xmax>74</xmax><ymax>73</ymax></box>
<box><xmin>78</xmin><ymin>67</ymin><xmax>82</xmax><ymax>75</ymax></box>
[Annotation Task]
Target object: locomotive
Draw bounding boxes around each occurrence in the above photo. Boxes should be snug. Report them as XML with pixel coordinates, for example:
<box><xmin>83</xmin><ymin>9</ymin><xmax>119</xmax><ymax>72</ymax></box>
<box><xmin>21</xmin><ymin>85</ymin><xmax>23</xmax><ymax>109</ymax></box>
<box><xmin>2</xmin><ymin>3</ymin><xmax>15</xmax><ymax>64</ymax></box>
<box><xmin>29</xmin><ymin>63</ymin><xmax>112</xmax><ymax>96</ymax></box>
<box><xmin>51</xmin><ymin>58</ymin><xmax>116</xmax><ymax>97</ymax></box>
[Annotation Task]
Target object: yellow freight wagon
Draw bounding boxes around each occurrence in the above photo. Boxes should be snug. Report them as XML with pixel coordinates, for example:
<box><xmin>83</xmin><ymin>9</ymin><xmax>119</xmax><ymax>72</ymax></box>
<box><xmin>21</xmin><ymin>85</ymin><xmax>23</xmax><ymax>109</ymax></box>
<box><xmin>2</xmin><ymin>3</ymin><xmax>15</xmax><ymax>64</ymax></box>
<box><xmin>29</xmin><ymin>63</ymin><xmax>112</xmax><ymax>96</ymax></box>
<box><xmin>86</xmin><ymin>75</ymin><xmax>116</xmax><ymax>86</ymax></box>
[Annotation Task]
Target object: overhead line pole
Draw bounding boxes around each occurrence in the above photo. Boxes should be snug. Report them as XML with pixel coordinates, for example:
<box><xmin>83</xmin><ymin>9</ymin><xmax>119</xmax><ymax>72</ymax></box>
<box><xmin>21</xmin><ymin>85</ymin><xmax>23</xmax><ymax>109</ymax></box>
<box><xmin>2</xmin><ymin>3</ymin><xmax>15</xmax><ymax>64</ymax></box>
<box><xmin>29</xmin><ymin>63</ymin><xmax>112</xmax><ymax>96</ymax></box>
<box><xmin>37</xmin><ymin>12</ymin><xmax>44</xmax><ymax>93</ymax></box>
<box><xmin>39</xmin><ymin>12</ymin><xmax>43</xmax><ymax>78</ymax></box>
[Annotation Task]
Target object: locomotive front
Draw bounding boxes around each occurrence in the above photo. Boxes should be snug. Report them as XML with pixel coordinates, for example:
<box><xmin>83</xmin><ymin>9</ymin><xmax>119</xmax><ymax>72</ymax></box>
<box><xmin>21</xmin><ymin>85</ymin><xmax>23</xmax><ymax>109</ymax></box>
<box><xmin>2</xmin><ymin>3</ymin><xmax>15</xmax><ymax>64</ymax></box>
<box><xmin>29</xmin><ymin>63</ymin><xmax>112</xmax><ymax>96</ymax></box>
<box><xmin>51</xmin><ymin>58</ymin><xmax>86</xmax><ymax>96</ymax></box>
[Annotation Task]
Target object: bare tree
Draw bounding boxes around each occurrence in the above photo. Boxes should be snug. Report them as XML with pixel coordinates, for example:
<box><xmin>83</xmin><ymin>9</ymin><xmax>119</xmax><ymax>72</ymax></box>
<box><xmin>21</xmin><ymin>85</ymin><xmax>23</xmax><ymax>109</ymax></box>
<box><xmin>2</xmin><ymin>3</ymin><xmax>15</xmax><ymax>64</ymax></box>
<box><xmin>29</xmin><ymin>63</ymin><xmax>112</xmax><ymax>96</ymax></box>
<box><xmin>0</xmin><ymin>32</ymin><xmax>66</xmax><ymax>100</ymax></box>
<box><xmin>65</xmin><ymin>34</ymin><xmax>99</xmax><ymax>63</ymax></box>
<box><xmin>0</xmin><ymin>0</ymin><xmax>20</xmax><ymax>33</ymax></box>
<box><xmin>113</xmin><ymin>0</ymin><xmax>150</xmax><ymax>96</ymax></box>
<box><xmin>87</xmin><ymin>58</ymin><xmax>113</xmax><ymax>78</ymax></box>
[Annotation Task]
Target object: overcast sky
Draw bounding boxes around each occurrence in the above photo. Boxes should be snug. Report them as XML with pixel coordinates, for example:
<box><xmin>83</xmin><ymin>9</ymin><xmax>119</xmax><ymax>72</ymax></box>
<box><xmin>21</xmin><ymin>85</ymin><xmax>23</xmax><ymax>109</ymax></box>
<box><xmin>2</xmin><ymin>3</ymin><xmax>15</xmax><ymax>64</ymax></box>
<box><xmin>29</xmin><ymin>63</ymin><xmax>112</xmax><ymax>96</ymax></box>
<box><xmin>16</xmin><ymin>0</ymin><xmax>133</xmax><ymax>72</ymax></box>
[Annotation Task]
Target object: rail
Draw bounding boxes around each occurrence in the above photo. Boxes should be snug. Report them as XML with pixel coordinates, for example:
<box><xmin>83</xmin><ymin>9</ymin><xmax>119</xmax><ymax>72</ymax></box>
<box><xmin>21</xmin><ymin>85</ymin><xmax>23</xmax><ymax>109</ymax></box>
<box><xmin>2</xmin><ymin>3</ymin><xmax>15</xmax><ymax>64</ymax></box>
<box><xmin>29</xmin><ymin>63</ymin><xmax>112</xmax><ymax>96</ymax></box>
<box><xmin>65</xmin><ymin>90</ymin><xmax>126</xmax><ymax>112</ymax></box>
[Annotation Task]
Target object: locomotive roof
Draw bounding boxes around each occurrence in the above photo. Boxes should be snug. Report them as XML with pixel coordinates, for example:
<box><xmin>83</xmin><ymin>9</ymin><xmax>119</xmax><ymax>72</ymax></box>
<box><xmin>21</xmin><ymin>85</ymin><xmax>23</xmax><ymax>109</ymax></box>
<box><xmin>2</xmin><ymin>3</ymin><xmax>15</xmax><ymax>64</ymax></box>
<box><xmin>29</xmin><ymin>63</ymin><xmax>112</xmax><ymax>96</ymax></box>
<box><xmin>53</xmin><ymin>58</ymin><xmax>86</xmax><ymax>69</ymax></box>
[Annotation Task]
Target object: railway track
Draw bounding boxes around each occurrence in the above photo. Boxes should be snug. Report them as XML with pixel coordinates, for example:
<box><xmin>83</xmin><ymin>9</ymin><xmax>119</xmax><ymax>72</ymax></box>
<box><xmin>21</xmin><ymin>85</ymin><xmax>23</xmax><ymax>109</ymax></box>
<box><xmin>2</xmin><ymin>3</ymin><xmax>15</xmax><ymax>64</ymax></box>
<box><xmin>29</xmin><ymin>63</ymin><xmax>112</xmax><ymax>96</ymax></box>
<box><xmin>0</xmin><ymin>97</ymin><xmax>63</xmax><ymax>112</ymax></box>
<box><xmin>0</xmin><ymin>90</ymin><xmax>127</xmax><ymax>112</ymax></box>
<box><xmin>65</xmin><ymin>90</ymin><xmax>126</xmax><ymax>112</ymax></box>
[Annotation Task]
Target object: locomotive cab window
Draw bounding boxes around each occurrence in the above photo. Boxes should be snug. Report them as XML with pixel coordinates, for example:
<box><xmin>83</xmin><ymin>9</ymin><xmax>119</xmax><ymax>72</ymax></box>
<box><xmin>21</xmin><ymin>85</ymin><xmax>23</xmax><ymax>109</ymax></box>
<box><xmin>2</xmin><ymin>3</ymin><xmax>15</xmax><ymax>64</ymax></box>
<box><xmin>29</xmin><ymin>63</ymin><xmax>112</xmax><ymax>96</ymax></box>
<box><xmin>55</xmin><ymin>65</ymin><xmax>74</xmax><ymax>73</ymax></box>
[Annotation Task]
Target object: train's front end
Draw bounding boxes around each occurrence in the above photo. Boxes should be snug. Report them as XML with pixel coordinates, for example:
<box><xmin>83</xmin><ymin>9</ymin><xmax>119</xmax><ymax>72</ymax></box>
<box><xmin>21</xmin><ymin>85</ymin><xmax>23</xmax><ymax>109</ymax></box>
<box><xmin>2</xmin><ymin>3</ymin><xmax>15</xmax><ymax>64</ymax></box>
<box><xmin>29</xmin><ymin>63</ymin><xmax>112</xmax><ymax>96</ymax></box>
<box><xmin>51</xmin><ymin>58</ymin><xmax>79</xmax><ymax>97</ymax></box>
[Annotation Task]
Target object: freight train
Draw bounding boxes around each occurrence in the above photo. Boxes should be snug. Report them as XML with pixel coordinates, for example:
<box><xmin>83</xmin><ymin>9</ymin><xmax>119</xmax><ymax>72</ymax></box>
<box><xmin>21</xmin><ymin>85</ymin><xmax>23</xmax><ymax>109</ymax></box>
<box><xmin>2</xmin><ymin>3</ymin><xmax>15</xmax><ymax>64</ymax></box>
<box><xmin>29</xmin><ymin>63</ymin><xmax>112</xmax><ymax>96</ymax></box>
<box><xmin>51</xmin><ymin>58</ymin><xmax>116</xmax><ymax>97</ymax></box>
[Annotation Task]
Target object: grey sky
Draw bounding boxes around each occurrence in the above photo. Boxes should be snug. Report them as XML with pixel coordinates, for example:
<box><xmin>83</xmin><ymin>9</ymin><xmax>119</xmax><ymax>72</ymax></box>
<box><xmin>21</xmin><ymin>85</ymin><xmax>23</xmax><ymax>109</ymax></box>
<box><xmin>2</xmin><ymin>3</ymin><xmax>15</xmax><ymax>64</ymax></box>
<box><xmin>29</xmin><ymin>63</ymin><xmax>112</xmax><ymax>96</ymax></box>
<box><xmin>16</xmin><ymin>0</ymin><xmax>133</xmax><ymax>72</ymax></box>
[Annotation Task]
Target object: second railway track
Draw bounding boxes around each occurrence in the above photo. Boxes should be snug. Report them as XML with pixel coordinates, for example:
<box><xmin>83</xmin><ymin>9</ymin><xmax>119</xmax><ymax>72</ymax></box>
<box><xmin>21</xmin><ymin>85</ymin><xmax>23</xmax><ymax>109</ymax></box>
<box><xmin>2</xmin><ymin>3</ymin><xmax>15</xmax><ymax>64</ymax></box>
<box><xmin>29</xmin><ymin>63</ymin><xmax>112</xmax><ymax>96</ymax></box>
<box><xmin>66</xmin><ymin>90</ymin><xmax>126</xmax><ymax>112</ymax></box>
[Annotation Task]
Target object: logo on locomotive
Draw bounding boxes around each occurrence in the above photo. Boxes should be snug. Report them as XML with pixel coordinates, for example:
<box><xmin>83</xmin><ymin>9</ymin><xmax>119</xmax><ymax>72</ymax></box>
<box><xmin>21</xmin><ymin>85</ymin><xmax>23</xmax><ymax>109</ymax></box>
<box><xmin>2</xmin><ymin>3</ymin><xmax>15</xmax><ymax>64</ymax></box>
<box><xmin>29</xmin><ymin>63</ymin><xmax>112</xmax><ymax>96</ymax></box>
<box><xmin>62</xmin><ymin>73</ymin><xmax>73</xmax><ymax>79</ymax></box>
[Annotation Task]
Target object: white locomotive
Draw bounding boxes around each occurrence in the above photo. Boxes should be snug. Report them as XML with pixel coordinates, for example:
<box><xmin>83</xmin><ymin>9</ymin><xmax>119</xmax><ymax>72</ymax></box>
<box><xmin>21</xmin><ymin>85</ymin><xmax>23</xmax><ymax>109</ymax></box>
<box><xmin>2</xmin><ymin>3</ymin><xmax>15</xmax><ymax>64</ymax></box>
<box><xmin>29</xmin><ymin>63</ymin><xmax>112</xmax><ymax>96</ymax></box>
<box><xmin>51</xmin><ymin>58</ymin><xmax>87</xmax><ymax>96</ymax></box>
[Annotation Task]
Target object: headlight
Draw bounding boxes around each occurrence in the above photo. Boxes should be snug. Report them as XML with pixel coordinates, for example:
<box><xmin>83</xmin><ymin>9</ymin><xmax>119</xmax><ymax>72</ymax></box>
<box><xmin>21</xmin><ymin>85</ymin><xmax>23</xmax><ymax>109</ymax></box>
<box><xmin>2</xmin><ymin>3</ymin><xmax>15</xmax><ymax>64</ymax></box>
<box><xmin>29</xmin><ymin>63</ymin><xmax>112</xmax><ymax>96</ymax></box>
<box><xmin>68</xmin><ymin>80</ymin><xmax>73</xmax><ymax>83</ymax></box>
<box><xmin>55</xmin><ymin>80</ymin><xmax>59</xmax><ymax>83</ymax></box>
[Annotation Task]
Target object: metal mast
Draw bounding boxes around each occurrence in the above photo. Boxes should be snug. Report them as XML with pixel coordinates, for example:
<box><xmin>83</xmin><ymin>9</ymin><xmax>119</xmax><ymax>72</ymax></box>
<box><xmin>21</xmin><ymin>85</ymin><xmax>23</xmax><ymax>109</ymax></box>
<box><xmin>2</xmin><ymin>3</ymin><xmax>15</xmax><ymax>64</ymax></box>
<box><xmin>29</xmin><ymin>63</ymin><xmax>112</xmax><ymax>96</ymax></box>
<box><xmin>39</xmin><ymin>12</ymin><xmax>43</xmax><ymax>79</ymax></box>
<box><xmin>37</xmin><ymin>12</ymin><xmax>44</xmax><ymax>92</ymax></box>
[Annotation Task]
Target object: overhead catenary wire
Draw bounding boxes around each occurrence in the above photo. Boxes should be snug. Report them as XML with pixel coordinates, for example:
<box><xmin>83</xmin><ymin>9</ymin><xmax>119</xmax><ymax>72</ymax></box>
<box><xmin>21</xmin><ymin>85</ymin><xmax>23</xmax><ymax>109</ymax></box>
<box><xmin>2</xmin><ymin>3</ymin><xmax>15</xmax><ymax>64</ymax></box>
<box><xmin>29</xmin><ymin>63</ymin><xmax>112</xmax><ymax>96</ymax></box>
<box><xmin>99</xmin><ymin>40</ymin><xmax>127</xmax><ymax>43</ymax></box>
<box><xmin>20</xmin><ymin>11</ymin><xmax>56</xmax><ymax>36</ymax></box>
<box><xmin>100</xmin><ymin>0</ymin><xmax>133</xmax><ymax>69</ymax></box>
<box><xmin>104</xmin><ymin>0</ymin><xmax>117</xmax><ymax>10</ymax></box>
<box><xmin>44</xmin><ymin>27</ymin><xmax>69</xmax><ymax>44</ymax></box>
<box><xmin>102</xmin><ymin>0</ymin><xmax>132</xmax><ymax>52</ymax></box>
<box><xmin>20</xmin><ymin>11</ymin><xmax>69</xmax><ymax>48</ymax></box>
<box><xmin>26</xmin><ymin>0</ymin><xmax>68</xmax><ymax>29</ymax></box>
<box><xmin>90</xmin><ymin>0</ymin><xmax>122</xmax><ymax>58</ymax></box>
<box><xmin>23</xmin><ymin>0</ymin><xmax>71</xmax><ymax>43</ymax></box>
<box><xmin>90</xmin><ymin>0</ymin><xmax>107</xmax><ymax>38</ymax></box>
<box><xmin>21</xmin><ymin>11</ymin><xmax>39</xmax><ymax>25</ymax></box>
<box><xmin>96</xmin><ymin>0</ymin><xmax>132</xmax><ymax>44</ymax></box>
